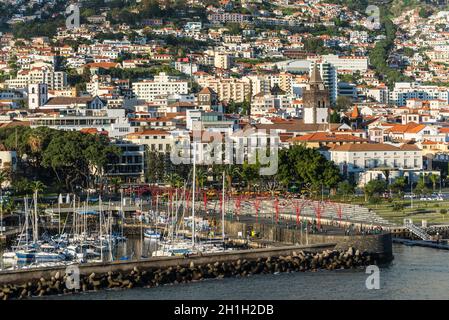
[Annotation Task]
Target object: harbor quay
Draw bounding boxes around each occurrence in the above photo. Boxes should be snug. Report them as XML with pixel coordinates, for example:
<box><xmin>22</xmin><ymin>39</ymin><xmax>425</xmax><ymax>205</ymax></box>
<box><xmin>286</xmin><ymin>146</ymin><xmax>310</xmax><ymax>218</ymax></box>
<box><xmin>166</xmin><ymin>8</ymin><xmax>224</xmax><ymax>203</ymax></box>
<box><xmin>0</xmin><ymin>242</ymin><xmax>382</xmax><ymax>299</ymax></box>
<box><xmin>0</xmin><ymin>204</ymin><xmax>393</xmax><ymax>299</ymax></box>
<box><xmin>0</xmin><ymin>192</ymin><xmax>395</xmax><ymax>299</ymax></box>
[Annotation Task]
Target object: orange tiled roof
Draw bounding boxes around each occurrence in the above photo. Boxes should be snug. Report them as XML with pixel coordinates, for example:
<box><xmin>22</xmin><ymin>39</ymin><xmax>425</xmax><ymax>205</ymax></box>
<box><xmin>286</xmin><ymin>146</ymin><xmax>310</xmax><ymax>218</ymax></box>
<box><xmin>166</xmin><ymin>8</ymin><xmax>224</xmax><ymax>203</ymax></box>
<box><xmin>331</xmin><ymin>143</ymin><xmax>420</xmax><ymax>152</ymax></box>
<box><xmin>386</xmin><ymin>122</ymin><xmax>425</xmax><ymax>134</ymax></box>
<box><xmin>290</xmin><ymin>132</ymin><xmax>367</xmax><ymax>143</ymax></box>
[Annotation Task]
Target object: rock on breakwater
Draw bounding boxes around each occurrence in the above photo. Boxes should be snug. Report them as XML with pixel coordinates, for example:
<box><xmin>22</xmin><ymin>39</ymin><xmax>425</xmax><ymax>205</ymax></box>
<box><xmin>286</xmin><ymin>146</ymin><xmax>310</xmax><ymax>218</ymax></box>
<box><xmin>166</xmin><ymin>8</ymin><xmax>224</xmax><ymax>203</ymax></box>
<box><xmin>1</xmin><ymin>247</ymin><xmax>376</xmax><ymax>300</ymax></box>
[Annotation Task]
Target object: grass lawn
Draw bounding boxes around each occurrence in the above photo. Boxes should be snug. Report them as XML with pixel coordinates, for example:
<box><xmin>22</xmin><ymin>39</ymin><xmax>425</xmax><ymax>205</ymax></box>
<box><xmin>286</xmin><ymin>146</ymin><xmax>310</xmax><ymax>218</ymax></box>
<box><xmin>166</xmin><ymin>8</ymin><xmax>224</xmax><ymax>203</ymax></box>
<box><xmin>353</xmin><ymin>197</ymin><xmax>449</xmax><ymax>225</ymax></box>
<box><xmin>324</xmin><ymin>194</ymin><xmax>449</xmax><ymax>225</ymax></box>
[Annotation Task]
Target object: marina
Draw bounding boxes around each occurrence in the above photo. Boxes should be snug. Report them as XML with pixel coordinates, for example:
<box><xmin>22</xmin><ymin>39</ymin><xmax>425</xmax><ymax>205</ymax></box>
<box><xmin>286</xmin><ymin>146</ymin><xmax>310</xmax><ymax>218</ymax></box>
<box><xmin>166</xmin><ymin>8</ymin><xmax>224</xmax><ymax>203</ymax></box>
<box><xmin>43</xmin><ymin>244</ymin><xmax>449</xmax><ymax>301</ymax></box>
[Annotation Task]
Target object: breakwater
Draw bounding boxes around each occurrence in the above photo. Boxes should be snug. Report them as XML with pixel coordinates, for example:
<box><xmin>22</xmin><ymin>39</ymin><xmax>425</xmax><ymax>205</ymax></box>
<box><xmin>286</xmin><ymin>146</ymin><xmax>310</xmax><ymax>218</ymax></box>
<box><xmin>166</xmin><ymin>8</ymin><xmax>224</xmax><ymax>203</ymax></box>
<box><xmin>0</xmin><ymin>244</ymin><xmax>378</xmax><ymax>300</ymax></box>
<box><xmin>222</xmin><ymin>218</ymin><xmax>393</xmax><ymax>262</ymax></box>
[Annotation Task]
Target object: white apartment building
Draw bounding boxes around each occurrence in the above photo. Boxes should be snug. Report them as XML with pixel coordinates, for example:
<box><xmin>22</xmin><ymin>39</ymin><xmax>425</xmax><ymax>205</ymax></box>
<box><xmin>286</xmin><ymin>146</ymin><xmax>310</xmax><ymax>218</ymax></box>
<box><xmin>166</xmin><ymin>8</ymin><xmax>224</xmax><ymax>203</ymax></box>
<box><xmin>267</xmin><ymin>73</ymin><xmax>294</xmax><ymax>95</ymax></box>
<box><xmin>331</xmin><ymin>143</ymin><xmax>423</xmax><ymax>185</ymax></box>
<box><xmin>320</xmin><ymin>54</ymin><xmax>369</xmax><ymax>73</ymax></box>
<box><xmin>132</xmin><ymin>73</ymin><xmax>189</xmax><ymax>102</ymax></box>
<box><xmin>28</xmin><ymin>108</ymin><xmax>131</xmax><ymax>138</ymax></box>
<box><xmin>6</xmin><ymin>69</ymin><xmax>67</xmax><ymax>90</ymax></box>
<box><xmin>198</xmin><ymin>77</ymin><xmax>251</xmax><ymax>103</ymax></box>
<box><xmin>349</xmin><ymin>31</ymin><xmax>369</xmax><ymax>44</ymax></box>
<box><xmin>214</xmin><ymin>52</ymin><xmax>233</xmax><ymax>70</ymax></box>
<box><xmin>366</xmin><ymin>86</ymin><xmax>389</xmax><ymax>104</ymax></box>
<box><xmin>426</xmin><ymin>50</ymin><xmax>449</xmax><ymax>63</ymax></box>
<box><xmin>207</xmin><ymin>13</ymin><xmax>251</xmax><ymax>24</ymax></box>
<box><xmin>174</xmin><ymin>61</ymin><xmax>198</xmax><ymax>76</ymax></box>
<box><xmin>251</xmin><ymin>94</ymin><xmax>292</xmax><ymax>116</ymax></box>
<box><xmin>126</xmin><ymin>130</ymin><xmax>172</xmax><ymax>153</ymax></box>
<box><xmin>390</xmin><ymin>83</ymin><xmax>449</xmax><ymax>106</ymax></box>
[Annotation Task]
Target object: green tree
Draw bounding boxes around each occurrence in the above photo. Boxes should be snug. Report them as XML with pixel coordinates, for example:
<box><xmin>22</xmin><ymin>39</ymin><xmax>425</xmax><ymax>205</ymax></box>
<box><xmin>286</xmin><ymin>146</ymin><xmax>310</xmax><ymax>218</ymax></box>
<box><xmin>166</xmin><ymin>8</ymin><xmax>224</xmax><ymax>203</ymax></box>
<box><xmin>29</xmin><ymin>180</ymin><xmax>45</xmax><ymax>199</ymax></box>
<box><xmin>428</xmin><ymin>173</ymin><xmax>439</xmax><ymax>192</ymax></box>
<box><xmin>41</xmin><ymin>131</ymin><xmax>120</xmax><ymax>191</ymax></box>
<box><xmin>241</xmin><ymin>161</ymin><xmax>260</xmax><ymax>192</ymax></box>
<box><xmin>109</xmin><ymin>177</ymin><xmax>122</xmax><ymax>194</ymax></box>
<box><xmin>335</xmin><ymin>96</ymin><xmax>352</xmax><ymax>112</ymax></box>
<box><xmin>337</xmin><ymin>180</ymin><xmax>355</xmax><ymax>200</ymax></box>
<box><xmin>414</xmin><ymin>176</ymin><xmax>429</xmax><ymax>196</ymax></box>
<box><xmin>146</xmin><ymin>150</ymin><xmax>166</xmax><ymax>184</ymax></box>
<box><xmin>329</xmin><ymin>109</ymin><xmax>341</xmax><ymax>123</ymax></box>
<box><xmin>364</xmin><ymin>179</ymin><xmax>387</xmax><ymax>201</ymax></box>
<box><xmin>0</xmin><ymin>170</ymin><xmax>9</xmax><ymax>191</ymax></box>
<box><xmin>195</xmin><ymin>166</ymin><xmax>208</xmax><ymax>189</ymax></box>
<box><xmin>277</xmin><ymin>145</ymin><xmax>341</xmax><ymax>195</ymax></box>
<box><xmin>391</xmin><ymin>176</ymin><xmax>406</xmax><ymax>196</ymax></box>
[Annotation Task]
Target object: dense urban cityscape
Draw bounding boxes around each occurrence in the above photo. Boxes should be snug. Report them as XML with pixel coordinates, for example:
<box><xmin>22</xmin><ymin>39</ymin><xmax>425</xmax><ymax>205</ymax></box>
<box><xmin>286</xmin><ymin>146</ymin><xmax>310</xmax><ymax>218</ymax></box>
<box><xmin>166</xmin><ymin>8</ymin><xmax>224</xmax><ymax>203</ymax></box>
<box><xmin>0</xmin><ymin>0</ymin><xmax>449</xmax><ymax>305</ymax></box>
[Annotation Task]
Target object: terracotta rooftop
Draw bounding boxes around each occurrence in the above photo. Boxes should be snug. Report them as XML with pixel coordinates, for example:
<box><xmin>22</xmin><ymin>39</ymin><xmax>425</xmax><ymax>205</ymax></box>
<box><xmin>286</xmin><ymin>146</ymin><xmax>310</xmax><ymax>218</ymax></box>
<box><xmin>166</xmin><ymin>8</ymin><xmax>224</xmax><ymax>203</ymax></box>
<box><xmin>331</xmin><ymin>143</ymin><xmax>421</xmax><ymax>152</ymax></box>
<box><xmin>45</xmin><ymin>96</ymin><xmax>100</xmax><ymax>106</ymax></box>
<box><xmin>291</xmin><ymin>132</ymin><xmax>367</xmax><ymax>143</ymax></box>
<box><xmin>386</xmin><ymin>122</ymin><xmax>425</xmax><ymax>134</ymax></box>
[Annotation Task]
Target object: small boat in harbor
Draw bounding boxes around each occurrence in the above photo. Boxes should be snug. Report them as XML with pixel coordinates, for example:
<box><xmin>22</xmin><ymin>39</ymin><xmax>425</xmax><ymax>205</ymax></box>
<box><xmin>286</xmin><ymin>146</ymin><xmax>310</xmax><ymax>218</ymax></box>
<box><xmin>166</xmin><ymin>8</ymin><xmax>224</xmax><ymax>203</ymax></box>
<box><xmin>144</xmin><ymin>229</ymin><xmax>162</xmax><ymax>240</ymax></box>
<box><xmin>1</xmin><ymin>252</ymin><xmax>17</xmax><ymax>265</ymax></box>
<box><xmin>15</xmin><ymin>249</ymin><xmax>37</xmax><ymax>263</ymax></box>
<box><xmin>152</xmin><ymin>247</ymin><xmax>192</xmax><ymax>257</ymax></box>
<box><xmin>35</xmin><ymin>251</ymin><xmax>66</xmax><ymax>263</ymax></box>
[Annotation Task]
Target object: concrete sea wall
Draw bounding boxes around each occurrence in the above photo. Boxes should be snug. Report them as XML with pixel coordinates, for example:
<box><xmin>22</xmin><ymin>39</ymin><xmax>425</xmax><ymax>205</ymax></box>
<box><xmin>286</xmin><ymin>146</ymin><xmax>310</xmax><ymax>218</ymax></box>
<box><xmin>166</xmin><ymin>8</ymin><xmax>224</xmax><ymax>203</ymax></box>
<box><xmin>223</xmin><ymin>219</ymin><xmax>393</xmax><ymax>262</ymax></box>
<box><xmin>0</xmin><ymin>244</ymin><xmax>378</xmax><ymax>299</ymax></box>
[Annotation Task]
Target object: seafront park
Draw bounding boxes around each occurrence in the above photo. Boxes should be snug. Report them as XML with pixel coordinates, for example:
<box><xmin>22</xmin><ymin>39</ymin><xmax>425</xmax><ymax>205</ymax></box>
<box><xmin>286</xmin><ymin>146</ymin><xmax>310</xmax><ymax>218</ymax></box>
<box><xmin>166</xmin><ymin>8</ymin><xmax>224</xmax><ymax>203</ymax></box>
<box><xmin>2</xmin><ymin>182</ymin><xmax>447</xmax><ymax>299</ymax></box>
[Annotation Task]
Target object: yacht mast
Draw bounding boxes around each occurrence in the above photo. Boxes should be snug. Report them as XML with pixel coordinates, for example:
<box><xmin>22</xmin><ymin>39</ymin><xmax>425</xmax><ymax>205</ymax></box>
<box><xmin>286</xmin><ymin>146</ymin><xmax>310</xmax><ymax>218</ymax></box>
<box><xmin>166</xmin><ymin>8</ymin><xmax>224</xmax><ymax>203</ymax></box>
<box><xmin>120</xmin><ymin>189</ymin><xmax>124</xmax><ymax>238</ymax></box>
<box><xmin>24</xmin><ymin>196</ymin><xmax>28</xmax><ymax>247</ymax></box>
<box><xmin>99</xmin><ymin>195</ymin><xmax>103</xmax><ymax>261</ymax></box>
<box><xmin>33</xmin><ymin>189</ymin><xmax>38</xmax><ymax>243</ymax></box>
<box><xmin>222</xmin><ymin>171</ymin><xmax>225</xmax><ymax>248</ymax></box>
<box><xmin>192</xmin><ymin>141</ymin><xmax>196</xmax><ymax>249</ymax></box>
<box><xmin>72</xmin><ymin>194</ymin><xmax>75</xmax><ymax>241</ymax></box>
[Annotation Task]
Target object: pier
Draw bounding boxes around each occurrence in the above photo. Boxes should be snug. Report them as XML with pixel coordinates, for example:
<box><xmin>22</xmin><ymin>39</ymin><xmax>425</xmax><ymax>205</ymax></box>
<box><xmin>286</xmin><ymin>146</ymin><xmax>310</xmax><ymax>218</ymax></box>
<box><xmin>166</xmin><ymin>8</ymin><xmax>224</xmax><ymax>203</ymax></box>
<box><xmin>0</xmin><ymin>241</ymin><xmax>385</xmax><ymax>299</ymax></box>
<box><xmin>0</xmin><ymin>243</ymin><xmax>336</xmax><ymax>286</ymax></box>
<box><xmin>0</xmin><ymin>195</ymin><xmax>395</xmax><ymax>299</ymax></box>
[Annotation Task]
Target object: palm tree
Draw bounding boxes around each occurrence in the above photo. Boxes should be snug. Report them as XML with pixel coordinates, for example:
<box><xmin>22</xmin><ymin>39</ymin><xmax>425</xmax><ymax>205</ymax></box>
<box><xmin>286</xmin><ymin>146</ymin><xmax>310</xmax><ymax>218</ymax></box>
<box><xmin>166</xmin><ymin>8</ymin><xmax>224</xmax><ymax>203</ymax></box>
<box><xmin>29</xmin><ymin>180</ymin><xmax>45</xmax><ymax>195</ymax></box>
<box><xmin>0</xmin><ymin>169</ymin><xmax>11</xmax><ymax>235</ymax></box>
<box><xmin>428</xmin><ymin>173</ymin><xmax>438</xmax><ymax>192</ymax></box>
<box><xmin>167</xmin><ymin>173</ymin><xmax>183</xmax><ymax>188</ymax></box>
<box><xmin>3</xmin><ymin>198</ymin><xmax>15</xmax><ymax>215</ymax></box>
<box><xmin>218</xmin><ymin>165</ymin><xmax>239</xmax><ymax>192</ymax></box>
<box><xmin>0</xmin><ymin>170</ymin><xmax>9</xmax><ymax>190</ymax></box>
<box><xmin>195</xmin><ymin>166</ymin><xmax>208</xmax><ymax>190</ymax></box>
<box><xmin>110</xmin><ymin>177</ymin><xmax>122</xmax><ymax>194</ymax></box>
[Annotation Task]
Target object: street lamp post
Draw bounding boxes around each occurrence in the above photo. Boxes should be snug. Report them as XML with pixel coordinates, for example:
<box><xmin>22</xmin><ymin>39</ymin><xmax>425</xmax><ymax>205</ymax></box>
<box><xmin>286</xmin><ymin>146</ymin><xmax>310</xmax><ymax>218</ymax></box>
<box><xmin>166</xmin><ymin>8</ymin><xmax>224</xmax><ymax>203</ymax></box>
<box><xmin>0</xmin><ymin>189</ymin><xmax>3</xmax><ymax>236</ymax></box>
<box><xmin>410</xmin><ymin>173</ymin><xmax>413</xmax><ymax>209</ymax></box>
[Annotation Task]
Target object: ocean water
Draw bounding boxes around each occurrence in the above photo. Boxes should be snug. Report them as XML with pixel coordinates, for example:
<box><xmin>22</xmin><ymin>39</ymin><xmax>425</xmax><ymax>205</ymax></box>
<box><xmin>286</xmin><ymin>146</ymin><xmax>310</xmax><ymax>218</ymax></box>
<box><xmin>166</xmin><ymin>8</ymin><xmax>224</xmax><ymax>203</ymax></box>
<box><xmin>45</xmin><ymin>244</ymin><xmax>449</xmax><ymax>300</ymax></box>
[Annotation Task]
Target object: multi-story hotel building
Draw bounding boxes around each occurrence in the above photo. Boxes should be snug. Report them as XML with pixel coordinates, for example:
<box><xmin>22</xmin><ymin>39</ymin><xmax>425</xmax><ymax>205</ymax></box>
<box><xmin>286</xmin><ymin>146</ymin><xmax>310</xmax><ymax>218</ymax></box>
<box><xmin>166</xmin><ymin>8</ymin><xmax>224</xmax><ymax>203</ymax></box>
<box><xmin>132</xmin><ymin>73</ymin><xmax>189</xmax><ymax>102</ymax></box>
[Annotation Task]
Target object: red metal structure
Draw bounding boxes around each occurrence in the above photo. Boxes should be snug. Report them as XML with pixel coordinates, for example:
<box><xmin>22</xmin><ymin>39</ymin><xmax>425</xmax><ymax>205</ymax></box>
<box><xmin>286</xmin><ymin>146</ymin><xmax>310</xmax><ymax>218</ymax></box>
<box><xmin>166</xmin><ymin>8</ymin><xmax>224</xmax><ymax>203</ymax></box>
<box><xmin>313</xmin><ymin>201</ymin><xmax>326</xmax><ymax>229</ymax></box>
<box><xmin>235</xmin><ymin>196</ymin><xmax>241</xmax><ymax>216</ymax></box>
<box><xmin>324</xmin><ymin>200</ymin><xmax>343</xmax><ymax>227</ymax></box>
<box><xmin>203</xmin><ymin>191</ymin><xmax>208</xmax><ymax>213</ymax></box>
<box><xmin>274</xmin><ymin>197</ymin><xmax>279</xmax><ymax>223</ymax></box>
<box><xmin>254</xmin><ymin>198</ymin><xmax>261</xmax><ymax>222</ymax></box>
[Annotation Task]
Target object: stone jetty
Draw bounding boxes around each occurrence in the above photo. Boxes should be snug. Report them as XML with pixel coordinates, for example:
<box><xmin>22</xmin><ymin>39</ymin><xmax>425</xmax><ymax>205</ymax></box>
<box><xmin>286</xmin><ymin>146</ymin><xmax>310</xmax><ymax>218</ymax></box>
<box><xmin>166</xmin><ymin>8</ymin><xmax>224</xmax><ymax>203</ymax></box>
<box><xmin>0</xmin><ymin>246</ymin><xmax>376</xmax><ymax>300</ymax></box>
